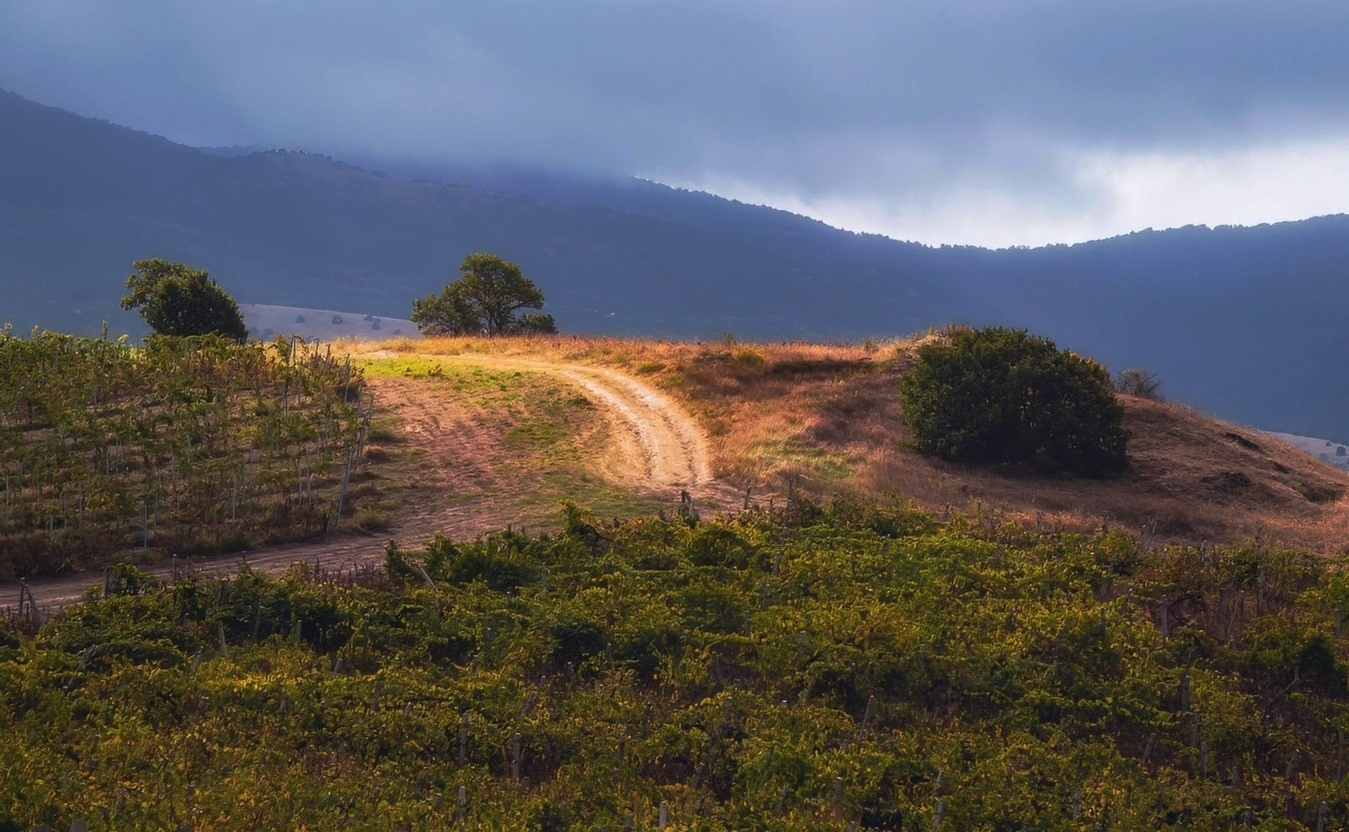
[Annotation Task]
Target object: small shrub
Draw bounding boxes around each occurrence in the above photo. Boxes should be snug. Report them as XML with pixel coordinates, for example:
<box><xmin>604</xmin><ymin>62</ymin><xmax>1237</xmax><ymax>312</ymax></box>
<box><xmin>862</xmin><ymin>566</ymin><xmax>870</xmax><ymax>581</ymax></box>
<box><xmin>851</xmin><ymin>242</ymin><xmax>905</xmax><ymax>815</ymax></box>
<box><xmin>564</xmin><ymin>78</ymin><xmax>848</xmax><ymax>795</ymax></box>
<box><xmin>900</xmin><ymin>326</ymin><xmax>1129</xmax><ymax>476</ymax></box>
<box><xmin>530</xmin><ymin>799</ymin><xmax>572</xmax><ymax>832</ymax></box>
<box><xmin>444</xmin><ymin>541</ymin><xmax>540</xmax><ymax>591</ymax></box>
<box><xmin>731</xmin><ymin>347</ymin><xmax>766</xmax><ymax>371</ymax></box>
<box><xmin>1116</xmin><ymin>367</ymin><xmax>1163</xmax><ymax>398</ymax></box>
<box><xmin>361</xmin><ymin>445</ymin><xmax>392</xmax><ymax>463</ymax></box>
<box><xmin>354</xmin><ymin>507</ymin><xmax>391</xmax><ymax>532</ymax></box>
<box><xmin>687</xmin><ymin>526</ymin><xmax>760</xmax><ymax>569</ymax></box>
<box><xmin>103</xmin><ymin>563</ymin><xmax>161</xmax><ymax>596</ymax></box>
<box><xmin>367</xmin><ymin>424</ymin><xmax>399</xmax><ymax>442</ymax></box>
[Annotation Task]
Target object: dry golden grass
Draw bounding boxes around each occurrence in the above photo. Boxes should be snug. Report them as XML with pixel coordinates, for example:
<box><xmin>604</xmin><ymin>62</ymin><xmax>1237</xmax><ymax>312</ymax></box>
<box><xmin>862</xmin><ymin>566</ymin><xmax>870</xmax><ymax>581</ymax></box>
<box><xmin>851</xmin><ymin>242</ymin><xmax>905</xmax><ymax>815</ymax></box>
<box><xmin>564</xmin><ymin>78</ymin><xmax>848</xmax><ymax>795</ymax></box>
<box><xmin>352</xmin><ymin>333</ymin><xmax>1349</xmax><ymax>554</ymax></box>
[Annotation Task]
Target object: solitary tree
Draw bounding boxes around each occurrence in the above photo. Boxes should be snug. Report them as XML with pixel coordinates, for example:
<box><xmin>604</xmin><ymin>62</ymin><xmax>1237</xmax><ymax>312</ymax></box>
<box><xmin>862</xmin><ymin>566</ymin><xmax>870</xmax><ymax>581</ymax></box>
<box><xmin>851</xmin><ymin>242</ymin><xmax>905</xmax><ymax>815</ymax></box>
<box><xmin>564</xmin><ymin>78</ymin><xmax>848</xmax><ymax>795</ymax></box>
<box><xmin>121</xmin><ymin>258</ymin><xmax>248</xmax><ymax>339</ymax></box>
<box><xmin>412</xmin><ymin>253</ymin><xmax>555</xmax><ymax>336</ymax></box>
<box><xmin>900</xmin><ymin>326</ymin><xmax>1129</xmax><ymax>476</ymax></box>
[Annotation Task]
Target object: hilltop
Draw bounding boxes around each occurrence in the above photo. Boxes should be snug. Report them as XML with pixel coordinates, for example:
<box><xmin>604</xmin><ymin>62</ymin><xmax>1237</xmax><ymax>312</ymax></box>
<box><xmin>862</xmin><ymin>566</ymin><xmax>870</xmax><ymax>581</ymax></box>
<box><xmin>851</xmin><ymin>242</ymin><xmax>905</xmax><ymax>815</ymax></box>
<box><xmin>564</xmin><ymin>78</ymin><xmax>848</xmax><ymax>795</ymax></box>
<box><xmin>8</xmin><ymin>329</ymin><xmax>1346</xmax><ymax>613</ymax></box>
<box><xmin>353</xmin><ymin>334</ymin><xmax>1349</xmax><ymax>556</ymax></box>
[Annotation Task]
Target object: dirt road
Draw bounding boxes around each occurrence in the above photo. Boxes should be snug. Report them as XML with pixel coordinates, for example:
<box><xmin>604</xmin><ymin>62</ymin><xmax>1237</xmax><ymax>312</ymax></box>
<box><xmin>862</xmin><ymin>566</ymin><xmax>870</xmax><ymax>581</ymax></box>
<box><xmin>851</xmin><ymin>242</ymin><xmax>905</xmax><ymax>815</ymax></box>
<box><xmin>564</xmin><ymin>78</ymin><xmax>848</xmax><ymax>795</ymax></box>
<box><xmin>459</xmin><ymin>355</ymin><xmax>715</xmax><ymax>491</ymax></box>
<box><xmin>3</xmin><ymin>354</ymin><xmax>737</xmax><ymax>612</ymax></box>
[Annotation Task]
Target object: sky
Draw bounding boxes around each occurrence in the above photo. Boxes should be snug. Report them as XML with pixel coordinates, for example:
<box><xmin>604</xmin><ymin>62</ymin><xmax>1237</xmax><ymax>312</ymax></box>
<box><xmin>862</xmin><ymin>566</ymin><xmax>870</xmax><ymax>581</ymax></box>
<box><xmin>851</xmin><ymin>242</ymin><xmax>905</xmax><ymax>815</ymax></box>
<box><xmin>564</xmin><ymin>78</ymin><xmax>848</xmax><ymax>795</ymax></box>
<box><xmin>3</xmin><ymin>1</ymin><xmax>1349</xmax><ymax>248</ymax></box>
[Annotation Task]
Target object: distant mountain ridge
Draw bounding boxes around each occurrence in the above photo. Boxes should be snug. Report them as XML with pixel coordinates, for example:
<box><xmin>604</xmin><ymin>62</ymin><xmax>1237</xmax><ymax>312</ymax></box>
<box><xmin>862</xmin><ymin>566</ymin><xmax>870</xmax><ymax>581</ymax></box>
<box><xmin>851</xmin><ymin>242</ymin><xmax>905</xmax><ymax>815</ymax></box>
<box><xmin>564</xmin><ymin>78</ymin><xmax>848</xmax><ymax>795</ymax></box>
<box><xmin>1</xmin><ymin>88</ymin><xmax>1347</xmax><ymax>440</ymax></box>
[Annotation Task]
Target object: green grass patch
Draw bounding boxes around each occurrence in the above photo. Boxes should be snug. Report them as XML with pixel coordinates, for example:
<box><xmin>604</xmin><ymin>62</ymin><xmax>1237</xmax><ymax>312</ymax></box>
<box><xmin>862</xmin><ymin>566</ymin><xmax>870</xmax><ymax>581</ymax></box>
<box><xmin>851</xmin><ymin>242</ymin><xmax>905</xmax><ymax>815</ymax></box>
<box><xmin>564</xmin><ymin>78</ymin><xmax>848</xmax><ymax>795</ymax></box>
<box><xmin>366</xmin><ymin>416</ymin><xmax>402</xmax><ymax>443</ymax></box>
<box><xmin>359</xmin><ymin>356</ymin><xmax>542</xmax><ymax>402</ymax></box>
<box><xmin>522</xmin><ymin>470</ymin><xmax>670</xmax><ymax>518</ymax></box>
<box><xmin>752</xmin><ymin>438</ymin><xmax>857</xmax><ymax>481</ymax></box>
<box><xmin>503</xmin><ymin>385</ymin><xmax>592</xmax><ymax>460</ymax></box>
<box><xmin>504</xmin><ymin>419</ymin><xmax>569</xmax><ymax>451</ymax></box>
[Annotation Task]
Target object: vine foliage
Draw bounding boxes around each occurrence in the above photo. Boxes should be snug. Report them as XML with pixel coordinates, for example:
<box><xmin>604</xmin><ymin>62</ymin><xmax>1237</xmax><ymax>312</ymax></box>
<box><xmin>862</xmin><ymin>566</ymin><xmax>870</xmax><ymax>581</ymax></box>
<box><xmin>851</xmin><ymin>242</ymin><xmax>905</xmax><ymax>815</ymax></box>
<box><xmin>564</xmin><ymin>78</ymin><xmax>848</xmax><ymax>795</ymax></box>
<box><xmin>0</xmin><ymin>330</ymin><xmax>369</xmax><ymax>577</ymax></box>
<box><xmin>0</xmin><ymin>502</ymin><xmax>1346</xmax><ymax>829</ymax></box>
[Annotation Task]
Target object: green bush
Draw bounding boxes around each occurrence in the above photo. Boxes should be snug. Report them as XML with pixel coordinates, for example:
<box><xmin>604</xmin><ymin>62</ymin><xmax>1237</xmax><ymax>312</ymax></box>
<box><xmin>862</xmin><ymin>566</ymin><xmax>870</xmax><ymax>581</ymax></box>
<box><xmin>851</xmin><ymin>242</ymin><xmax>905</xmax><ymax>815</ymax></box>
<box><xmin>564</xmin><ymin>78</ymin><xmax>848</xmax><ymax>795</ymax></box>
<box><xmin>900</xmin><ymin>326</ymin><xmax>1129</xmax><ymax>476</ymax></box>
<box><xmin>1116</xmin><ymin>367</ymin><xmax>1163</xmax><ymax>398</ymax></box>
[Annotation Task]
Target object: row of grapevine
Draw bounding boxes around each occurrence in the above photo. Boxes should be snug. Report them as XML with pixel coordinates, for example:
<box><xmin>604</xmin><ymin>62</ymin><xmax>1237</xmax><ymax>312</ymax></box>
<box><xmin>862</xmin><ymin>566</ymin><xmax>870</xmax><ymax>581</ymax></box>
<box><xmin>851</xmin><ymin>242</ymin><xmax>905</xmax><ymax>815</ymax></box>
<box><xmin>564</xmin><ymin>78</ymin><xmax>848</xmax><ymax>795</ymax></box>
<box><xmin>0</xmin><ymin>500</ymin><xmax>1344</xmax><ymax>829</ymax></box>
<box><xmin>0</xmin><ymin>331</ymin><xmax>370</xmax><ymax>578</ymax></box>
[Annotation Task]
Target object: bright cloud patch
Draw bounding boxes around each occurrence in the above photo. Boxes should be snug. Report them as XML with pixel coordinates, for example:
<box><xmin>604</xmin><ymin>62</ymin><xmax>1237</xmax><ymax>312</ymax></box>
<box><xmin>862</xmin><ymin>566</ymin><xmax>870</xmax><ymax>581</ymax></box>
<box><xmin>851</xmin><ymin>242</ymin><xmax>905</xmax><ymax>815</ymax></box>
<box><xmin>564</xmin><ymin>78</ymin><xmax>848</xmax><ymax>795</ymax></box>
<box><xmin>670</xmin><ymin>136</ymin><xmax>1349</xmax><ymax>248</ymax></box>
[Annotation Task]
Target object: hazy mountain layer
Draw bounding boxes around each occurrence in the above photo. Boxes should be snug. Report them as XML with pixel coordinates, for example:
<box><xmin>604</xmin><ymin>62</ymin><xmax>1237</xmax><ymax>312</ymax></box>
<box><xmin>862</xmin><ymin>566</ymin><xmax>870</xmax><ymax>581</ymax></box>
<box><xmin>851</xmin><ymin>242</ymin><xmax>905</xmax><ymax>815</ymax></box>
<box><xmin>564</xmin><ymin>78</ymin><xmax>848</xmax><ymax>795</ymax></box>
<box><xmin>2</xmin><ymin>89</ymin><xmax>1346</xmax><ymax>439</ymax></box>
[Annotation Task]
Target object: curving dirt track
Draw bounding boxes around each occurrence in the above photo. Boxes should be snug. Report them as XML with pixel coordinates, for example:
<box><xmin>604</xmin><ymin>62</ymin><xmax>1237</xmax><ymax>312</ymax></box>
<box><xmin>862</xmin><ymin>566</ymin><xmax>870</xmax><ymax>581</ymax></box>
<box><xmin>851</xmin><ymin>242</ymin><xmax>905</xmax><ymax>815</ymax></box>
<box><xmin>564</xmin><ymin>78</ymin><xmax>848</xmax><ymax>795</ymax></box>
<box><xmin>3</xmin><ymin>355</ymin><xmax>739</xmax><ymax>612</ymax></box>
<box><xmin>462</xmin><ymin>356</ymin><xmax>716</xmax><ymax>492</ymax></box>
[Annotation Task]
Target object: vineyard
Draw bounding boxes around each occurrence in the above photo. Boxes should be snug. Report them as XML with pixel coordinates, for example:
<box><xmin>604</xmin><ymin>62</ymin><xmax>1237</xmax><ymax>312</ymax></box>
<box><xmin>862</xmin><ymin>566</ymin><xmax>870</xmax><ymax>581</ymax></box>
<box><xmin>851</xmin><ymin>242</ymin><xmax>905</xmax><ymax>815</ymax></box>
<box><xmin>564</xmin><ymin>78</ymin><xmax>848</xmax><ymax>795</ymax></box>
<box><xmin>0</xmin><ymin>331</ymin><xmax>370</xmax><ymax>578</ymax></box>
<box><xmin>0</xmin><ymin>500</ymin><xmax>1346</xmax><ymax>829</ymax></box>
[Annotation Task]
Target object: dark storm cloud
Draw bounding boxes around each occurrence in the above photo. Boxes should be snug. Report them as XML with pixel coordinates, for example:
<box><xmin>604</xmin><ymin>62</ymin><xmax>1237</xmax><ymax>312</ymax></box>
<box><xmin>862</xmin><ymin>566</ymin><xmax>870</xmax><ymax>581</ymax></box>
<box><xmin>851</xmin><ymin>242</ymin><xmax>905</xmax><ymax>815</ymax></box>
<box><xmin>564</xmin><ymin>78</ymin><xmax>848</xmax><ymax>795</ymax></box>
<box><xmin>3</xmin><ymin>1</ymin><xmax>1348</xmax><ymax>231</ymax></box>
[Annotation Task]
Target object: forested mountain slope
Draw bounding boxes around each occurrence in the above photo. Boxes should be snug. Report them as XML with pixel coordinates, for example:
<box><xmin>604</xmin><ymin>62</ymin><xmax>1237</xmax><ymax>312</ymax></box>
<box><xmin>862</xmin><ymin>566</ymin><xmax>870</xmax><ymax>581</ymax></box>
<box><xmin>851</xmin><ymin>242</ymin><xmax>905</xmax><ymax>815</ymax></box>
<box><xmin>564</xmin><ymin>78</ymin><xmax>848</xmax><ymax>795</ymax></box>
<box><xmin>2</xmin><ymin>89</ymin><xmax>1347</xmax><ymax>439</ymax></box>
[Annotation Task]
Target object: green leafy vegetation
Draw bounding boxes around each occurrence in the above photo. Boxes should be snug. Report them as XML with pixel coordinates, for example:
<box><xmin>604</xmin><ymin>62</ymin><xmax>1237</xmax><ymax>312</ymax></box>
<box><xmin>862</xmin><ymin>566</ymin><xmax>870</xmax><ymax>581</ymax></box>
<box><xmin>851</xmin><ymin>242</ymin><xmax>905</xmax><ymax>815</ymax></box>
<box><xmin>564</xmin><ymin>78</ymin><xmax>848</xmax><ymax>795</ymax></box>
<box><xmin>411</xmin><ymin>252</ymin><xmax>556</xmax><ymax>336</ymax></box>
<box><xmin>120</xmin><ymin>258</ymin><xmax>248</xmax><ymax>340</ymax></box>
<box><xmin>0</xmin><ymin>331</ymin><xmax>370</xmax><ymax>577</ymax></box>
<box><xmin>1117</xmin><ymin>367</ymin><xmax>1164</xmax><ymax>399</ymax></box>
<box><xmin>901</xmin><ymin>327</ymin><xmax>1129</xmax><ymax>477</ymax></box>
<box><xmin>2</xmin><ymin>501</ymin><xmax>1345</xmax><ymax>829</ymax></box>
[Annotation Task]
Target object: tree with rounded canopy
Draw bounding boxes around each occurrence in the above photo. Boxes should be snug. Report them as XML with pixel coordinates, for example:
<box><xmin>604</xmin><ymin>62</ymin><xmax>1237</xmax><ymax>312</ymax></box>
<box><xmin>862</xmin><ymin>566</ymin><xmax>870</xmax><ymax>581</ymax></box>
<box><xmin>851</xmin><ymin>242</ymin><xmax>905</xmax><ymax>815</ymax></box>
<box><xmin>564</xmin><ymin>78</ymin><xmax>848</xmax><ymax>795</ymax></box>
<box><xmin>900</xmin><ymin>326</ymin><xmax>1129</xmax><ymax>477</ymax></box>
<box><xmin>412</xmin><ymin>253</ymin><xmax>556</xmax><ymax>336</ymax></box>
<box><xmin>120</xmin><ymin>258</ymin><xmax>248</xmax><ymax>340</ymax></box>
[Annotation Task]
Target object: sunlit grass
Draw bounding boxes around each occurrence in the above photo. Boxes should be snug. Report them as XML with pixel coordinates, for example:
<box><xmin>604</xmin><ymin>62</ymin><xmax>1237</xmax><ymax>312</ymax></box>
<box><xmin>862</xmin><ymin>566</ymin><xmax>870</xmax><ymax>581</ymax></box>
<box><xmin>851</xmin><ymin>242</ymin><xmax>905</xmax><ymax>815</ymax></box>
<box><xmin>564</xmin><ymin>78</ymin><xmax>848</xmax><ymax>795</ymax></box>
<box><xmin>348</xmin><ymin>330</ymin><xmax>1349</xmax><ymax>553</ymax></box>
<box><xmin>749</xmin><ymin>439</ymin><xmax>857</xmax><ymax>482</ymax></box>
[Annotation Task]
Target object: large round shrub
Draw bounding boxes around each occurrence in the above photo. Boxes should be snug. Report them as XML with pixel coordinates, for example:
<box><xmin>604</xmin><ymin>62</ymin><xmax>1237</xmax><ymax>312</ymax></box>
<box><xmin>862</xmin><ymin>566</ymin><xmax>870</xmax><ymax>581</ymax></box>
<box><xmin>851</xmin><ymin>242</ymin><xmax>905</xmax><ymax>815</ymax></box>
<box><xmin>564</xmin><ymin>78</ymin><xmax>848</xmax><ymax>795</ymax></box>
<box><xmin>900</xmin><ymin>327</ymin><xmax>1129</xmax><ymax>476</ymax></box>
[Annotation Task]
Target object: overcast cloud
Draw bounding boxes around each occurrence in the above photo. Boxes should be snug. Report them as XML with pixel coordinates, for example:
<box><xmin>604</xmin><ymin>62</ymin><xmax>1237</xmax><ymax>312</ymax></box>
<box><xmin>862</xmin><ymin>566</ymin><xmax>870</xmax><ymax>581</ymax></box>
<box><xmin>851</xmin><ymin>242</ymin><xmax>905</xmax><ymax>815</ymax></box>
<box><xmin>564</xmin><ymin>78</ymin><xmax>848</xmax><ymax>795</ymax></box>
<box><xmin>3</xmin><ymin>1</ymin><xmax>1348</xmax><ymax>246</ymax></box>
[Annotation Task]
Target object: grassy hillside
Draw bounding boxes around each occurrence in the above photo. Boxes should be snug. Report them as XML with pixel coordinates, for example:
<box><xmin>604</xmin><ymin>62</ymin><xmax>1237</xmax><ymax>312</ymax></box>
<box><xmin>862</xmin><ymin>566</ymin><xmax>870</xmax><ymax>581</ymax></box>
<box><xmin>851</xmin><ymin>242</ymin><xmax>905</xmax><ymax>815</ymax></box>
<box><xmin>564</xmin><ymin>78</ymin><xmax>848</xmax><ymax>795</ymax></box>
<box><xmin>0</xmin><ymin>503</ymin><xmax>1345</xmax><ymax>829</ymax></box>
<box><xmin>6</xmin><ymin>327</ymin><xmax>1344</xmax><ymax>583</ymax></box>
<box><xmin>363</xmin><ymin>334</ymin><xmax>1349</xmax><ymax>555</ymax></box>
<box><xmin>1</xmin><ymin>328</ymin><xmax>1347</xmax><ymax>828</ymax></box>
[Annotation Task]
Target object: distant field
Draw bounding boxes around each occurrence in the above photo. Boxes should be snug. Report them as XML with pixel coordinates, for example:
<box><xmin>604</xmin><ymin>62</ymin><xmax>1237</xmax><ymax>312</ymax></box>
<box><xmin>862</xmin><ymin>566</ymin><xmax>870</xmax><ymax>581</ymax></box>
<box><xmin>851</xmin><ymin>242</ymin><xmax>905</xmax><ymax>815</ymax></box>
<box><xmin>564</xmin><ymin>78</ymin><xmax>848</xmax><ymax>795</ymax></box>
<box><xmin>1267</xmin><ymin>431</ymin><xmax>1349</xmax><ymax>472</ymax></box>
<box><xmin>240</xmin><ymin>303</ymin><xmax>422</xmax><ymax>343</ymax></box>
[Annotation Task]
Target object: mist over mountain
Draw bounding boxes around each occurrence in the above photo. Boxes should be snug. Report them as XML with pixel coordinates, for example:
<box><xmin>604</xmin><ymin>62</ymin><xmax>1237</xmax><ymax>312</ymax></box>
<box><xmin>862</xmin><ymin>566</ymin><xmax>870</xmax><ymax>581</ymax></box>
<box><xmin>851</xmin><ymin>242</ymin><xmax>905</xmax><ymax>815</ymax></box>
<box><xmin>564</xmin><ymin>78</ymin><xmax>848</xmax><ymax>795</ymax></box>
<box><xmin>2</xmin><ymin>89</ymin><xmax>1346</xmax><ymax>440</ymax></box>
